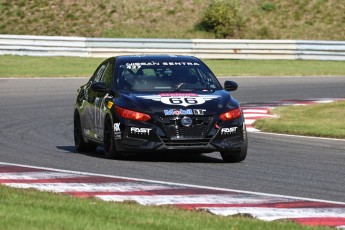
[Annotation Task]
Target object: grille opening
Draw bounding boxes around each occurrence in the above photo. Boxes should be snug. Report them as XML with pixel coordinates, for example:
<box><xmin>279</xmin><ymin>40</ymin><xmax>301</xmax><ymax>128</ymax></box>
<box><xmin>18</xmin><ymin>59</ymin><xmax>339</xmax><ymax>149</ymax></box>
<box><xmin>161</xmin><ymin>138</ymin><xmax>211</xmax><ymax>146</ymax></box>
<box><xmin>159</xmin><ymin>116</ymin><xmax>213</xmax><ymax>139</ymax></box>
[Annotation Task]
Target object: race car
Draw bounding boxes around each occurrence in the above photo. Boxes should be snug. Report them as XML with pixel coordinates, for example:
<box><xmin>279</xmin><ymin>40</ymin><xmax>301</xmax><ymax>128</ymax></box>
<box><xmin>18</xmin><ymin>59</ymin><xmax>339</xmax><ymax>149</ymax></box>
<box><xmin>74</xmin><ymin>55</ymin><xmax>248</xmax><ymax>162</ymax></box>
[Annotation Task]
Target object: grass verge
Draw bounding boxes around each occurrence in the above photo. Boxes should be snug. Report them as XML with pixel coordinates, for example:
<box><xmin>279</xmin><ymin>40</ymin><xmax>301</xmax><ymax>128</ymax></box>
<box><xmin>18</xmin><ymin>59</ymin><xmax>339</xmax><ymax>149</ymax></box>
<box><xmin>204</xmin><ymin>59</ymin><xmax>345</xmax><ymax>77</ymax></box>
<box><xmin>1</xmin><ymin>55</ymin><xmax>345</xmax><ymax>78</ymax></box>
<box><xmin>0</xmin><ymin>185</ymin><xmax>328</xmax><ymax>230</ymax></box>
<box><xmin>254</xmin><ymin>101</ymin><xmax>345</xmax><ymax>139</ymax></box>
<box><xmin>1</xmin><ymin>1</ymin><xmax>344</xmax><ymax>40</ymax></box>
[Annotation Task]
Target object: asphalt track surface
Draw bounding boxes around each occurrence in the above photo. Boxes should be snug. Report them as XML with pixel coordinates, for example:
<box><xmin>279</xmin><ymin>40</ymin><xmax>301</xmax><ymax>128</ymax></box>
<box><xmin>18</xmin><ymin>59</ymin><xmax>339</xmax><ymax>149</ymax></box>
<box><xmin>0</xmin><ymin>76</ymin><xmax>345</xmax><ymax>203</ymax></box>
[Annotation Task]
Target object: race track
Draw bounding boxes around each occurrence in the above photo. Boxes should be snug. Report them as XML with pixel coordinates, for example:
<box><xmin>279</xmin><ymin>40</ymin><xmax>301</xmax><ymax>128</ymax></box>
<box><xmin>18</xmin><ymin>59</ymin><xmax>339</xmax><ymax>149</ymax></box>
<box><xmin>0</xmin><ymin>76</ymin><xmax>344</xmax><ymax>203</ymax></box>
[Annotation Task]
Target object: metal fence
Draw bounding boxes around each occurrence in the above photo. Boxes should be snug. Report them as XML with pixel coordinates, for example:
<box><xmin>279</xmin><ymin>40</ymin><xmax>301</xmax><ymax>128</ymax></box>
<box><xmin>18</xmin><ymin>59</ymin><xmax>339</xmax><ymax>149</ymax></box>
<box><xmin>0</xmin><ymin>34</ymin><xmax>344</xmax><ymax>60</ymax></box>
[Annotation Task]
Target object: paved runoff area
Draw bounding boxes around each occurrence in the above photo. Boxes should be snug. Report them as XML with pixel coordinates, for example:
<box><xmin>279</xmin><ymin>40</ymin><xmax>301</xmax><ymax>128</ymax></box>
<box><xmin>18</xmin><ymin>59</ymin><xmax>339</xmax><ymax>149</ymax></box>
<box><xmin>1</xmin><ymin>162</ymin><xmax>345</xmax><ymax>228</ymax></box>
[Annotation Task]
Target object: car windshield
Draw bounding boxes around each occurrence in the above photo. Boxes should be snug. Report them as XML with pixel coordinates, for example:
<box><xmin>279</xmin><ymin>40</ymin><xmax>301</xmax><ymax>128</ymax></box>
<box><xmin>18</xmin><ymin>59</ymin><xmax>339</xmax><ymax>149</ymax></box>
<box><xmin>116</xmin><ymin>61</ymin><xmax>222</xmax><ymax>92</ymax></box>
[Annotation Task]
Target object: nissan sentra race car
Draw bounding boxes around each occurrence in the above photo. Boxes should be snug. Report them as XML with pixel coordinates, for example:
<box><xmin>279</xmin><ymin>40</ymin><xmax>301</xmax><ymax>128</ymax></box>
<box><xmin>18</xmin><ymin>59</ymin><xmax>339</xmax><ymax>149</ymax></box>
<box><xmin>74</xmin><ymin>55</ymin><xmax>248</xmax><ymax>162</ymax></box>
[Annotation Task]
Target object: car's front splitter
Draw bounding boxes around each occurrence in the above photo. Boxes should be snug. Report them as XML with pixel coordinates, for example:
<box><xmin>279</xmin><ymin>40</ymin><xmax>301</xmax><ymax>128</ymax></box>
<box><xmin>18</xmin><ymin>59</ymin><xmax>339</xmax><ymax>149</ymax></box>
<box><xmin>114</xmin><ymin>124</ymin><xmax>246</xmax><ymax>154</ymax></box>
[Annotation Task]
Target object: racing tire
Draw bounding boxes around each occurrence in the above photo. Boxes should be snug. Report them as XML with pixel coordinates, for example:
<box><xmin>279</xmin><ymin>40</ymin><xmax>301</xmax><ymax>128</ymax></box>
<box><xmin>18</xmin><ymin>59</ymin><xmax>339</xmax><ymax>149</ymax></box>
<box><xmin>74</xmin><ymin>112</ymin><xmax>97</xmax><ymax>152</ymax></box>
<box><xmin>220</xmin><ymin>142</ymin><xmax>247</xmax><ymax>163</ymax></box>
<box><xmin>220</xmin><ymin>126</ymin><xmax>248</xmax><ymax>163</ymax></box>
<box><xmin>104</xmin><ymin>116</ymin><xmax>122</xmax><ymax>159</ymax></box>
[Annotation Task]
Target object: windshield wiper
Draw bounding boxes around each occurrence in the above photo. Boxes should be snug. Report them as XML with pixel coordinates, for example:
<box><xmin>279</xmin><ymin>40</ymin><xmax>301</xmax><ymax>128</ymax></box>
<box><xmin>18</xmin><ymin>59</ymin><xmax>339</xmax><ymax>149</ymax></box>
<box><xmin>176</xmin><ymin>83</ymin><xmax>185</xmax><ymax>90</ymax></box>
<box><xmin>172</xmin><ymin>83</ymin><xmax>194</xmax><ymax>92</ymax></box>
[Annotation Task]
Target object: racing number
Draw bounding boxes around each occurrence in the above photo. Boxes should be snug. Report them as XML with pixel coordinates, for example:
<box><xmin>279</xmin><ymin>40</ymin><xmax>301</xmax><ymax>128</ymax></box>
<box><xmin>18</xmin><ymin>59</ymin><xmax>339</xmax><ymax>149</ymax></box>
<box><xmin>169</xmin><ymin>97</ymin><xmax>198</xmax><ymax>105</ymax></box>
<box><xmin>185</xmin><ymin>97</ymin><xmax>198</xmax><ymax>104</ymax></box>
<box><xmin>169</xmin><ymin>98</ymin><xmax>183</xmax><ymax>104</ymax></box>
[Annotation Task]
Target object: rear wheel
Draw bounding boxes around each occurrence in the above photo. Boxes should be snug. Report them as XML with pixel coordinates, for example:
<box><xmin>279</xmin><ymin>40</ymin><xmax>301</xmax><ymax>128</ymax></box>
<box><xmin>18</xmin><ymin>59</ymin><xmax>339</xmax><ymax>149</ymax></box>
<box><xmin>104</xmin><ymin>116</ymin><xmax>122</xmax><ymax>159</ymax></box>
<box><xmin>74</xmin><ymin>111</ymin><xmax>97</xmax><ymax>152</ymax></box>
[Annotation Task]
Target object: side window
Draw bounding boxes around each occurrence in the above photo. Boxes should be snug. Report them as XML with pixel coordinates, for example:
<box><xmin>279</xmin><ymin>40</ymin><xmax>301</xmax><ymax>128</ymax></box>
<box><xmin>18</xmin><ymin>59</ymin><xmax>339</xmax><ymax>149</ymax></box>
<box><xmin>93</xmin><ymin>64</ymin><xmax>107</xmax><ymax>83</ymax></box>
<box><xmin>100</xmin><ymin>61</ymin><xmax>114</xmax><ymax>89</ymax></box>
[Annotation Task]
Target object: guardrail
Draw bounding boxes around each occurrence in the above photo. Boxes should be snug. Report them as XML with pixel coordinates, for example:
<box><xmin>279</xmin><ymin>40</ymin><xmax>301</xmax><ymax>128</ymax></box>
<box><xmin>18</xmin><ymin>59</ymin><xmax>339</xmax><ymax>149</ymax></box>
<box><xmin>0</xmin><ymin>34</ymin><xmax>344</xmax><ymax>60</ymax></box>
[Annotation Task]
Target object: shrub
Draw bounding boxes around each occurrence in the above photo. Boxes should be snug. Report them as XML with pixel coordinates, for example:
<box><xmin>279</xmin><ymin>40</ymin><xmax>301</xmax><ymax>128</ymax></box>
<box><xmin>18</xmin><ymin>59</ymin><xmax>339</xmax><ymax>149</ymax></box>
<box><xmin>261</xmin><ymin>2</ymin><xmax>276</xmax><ymax>12</ymax></box>
<box><xmin>201</xmin><ymin>0</ymin><xmax>244</xmax><ymax>38</ymax></box>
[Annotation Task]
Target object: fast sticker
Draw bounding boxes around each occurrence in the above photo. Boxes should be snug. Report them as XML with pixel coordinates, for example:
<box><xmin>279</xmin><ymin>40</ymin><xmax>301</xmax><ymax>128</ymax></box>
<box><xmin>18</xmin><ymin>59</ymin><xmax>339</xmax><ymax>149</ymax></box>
<box><xmin>130</xmin><ymin>127</ymin><xmax>152</xmax><ymax>135</ymax></box>
<box><xmin>221</xmin><ymin>127</ymin><xmax>237</xmax><ymax>135</ymax></box>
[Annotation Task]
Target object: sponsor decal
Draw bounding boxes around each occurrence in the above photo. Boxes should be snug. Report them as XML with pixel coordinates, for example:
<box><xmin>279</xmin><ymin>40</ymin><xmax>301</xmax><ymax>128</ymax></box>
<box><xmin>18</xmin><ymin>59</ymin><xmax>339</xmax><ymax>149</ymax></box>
<box><xmin>114</xmin><ymin>123</ymin><xmax>121</xmax><ymax>132</ymax></box>
<box><xmin>193</xmin><ymin>109</ymin><xmax>206</xmax><ymax>115</ymax></box>
<box><xmin>164</xmin><ymin>109</ymin><xmax>192</xmax><ymax>116</ymax></box>
<box><xmin>114</xmin><ymin>123</ymin><xmax>121</xmax><ymax>139</ymax></box>
<box><xmin>130</xmin><ymin>127</ymin><xmax>152</xmax><ymax>135</ymax></box>
<box><xmin>138</xmin><ymin>93</ymin><xmax>219</xmax><ymax>107</ymax></box>
<box><xmin>164</xmin><ymin>109</ymin><xmax>206</xmax><ymax>116</ymax></box>
<box><xmin>107</xmin><ymin>101</ymin><xmax>113</xmax><ymax>109</ymax></box>
<box><xmin>161</xmin><ymin>62</ymin><xmax>200</xmax><ymax>66</ymax></box>
<box><xmin>221</xmin><ymin>127</ymin><xmax>237</xmax><ymax>135</ymax></box>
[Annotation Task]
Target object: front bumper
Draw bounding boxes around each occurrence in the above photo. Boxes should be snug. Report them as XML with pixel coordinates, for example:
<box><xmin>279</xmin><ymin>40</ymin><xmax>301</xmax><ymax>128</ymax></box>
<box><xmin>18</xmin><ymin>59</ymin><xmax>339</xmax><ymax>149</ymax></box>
<box><xmin>115</xmin><ymin>122</ymin><xmax>247</xmax><ymax>153</ymax></box>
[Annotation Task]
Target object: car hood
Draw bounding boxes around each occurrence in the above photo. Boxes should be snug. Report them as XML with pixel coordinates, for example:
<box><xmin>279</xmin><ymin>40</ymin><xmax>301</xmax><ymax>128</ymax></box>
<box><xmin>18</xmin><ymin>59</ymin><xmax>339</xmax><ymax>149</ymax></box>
<box><xmin>115</xmin><ymin>90</ymin><xmax>239</xmax><ymax>116</ymax></box>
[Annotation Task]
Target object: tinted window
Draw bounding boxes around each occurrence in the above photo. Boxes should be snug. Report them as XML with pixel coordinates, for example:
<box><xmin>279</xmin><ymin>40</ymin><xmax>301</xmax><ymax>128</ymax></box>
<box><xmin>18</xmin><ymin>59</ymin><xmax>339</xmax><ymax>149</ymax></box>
<box><xmin>100</xmin><ymin>60</ymin><xmax>114</xmax><ymax>89</ymax></box>
<box><xmin>92</xmin><ymin>63</ymin><xmax>107</xmax><ymax>83</ymax></box>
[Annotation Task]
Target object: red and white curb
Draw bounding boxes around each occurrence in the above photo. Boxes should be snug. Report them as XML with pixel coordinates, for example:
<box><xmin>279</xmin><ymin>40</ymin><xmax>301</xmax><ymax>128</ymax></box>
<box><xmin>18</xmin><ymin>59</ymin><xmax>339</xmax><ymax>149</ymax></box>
<box><xmin>1</xmin><ymin>162</ymin><xmax>345</xmax><ymax>228</ymax></box>
<box><xmin>242</xmin><ymin>98</ymin><xmax>345</xmax><ymax>132</ymax></box>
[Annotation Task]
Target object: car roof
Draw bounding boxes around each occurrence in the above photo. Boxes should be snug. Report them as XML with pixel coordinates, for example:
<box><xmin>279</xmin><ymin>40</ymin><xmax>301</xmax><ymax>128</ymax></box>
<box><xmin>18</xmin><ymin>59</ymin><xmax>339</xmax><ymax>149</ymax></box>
<box><xmin>115</xmin><ymin>55</ymin><xmax>201</xmax><ymax>63</ymax></box>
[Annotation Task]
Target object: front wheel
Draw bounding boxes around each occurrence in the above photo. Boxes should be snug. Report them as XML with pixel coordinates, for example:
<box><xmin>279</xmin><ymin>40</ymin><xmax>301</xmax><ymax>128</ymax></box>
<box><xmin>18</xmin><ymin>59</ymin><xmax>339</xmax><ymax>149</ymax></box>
<box><xmin>220</xmin><ymin>125</ymin><xmax>248</xmax><ymax>163</ymax></box>
<box><xmin>220</xmin><ymin>144</ymin><xmax>247</xmax><ymax>163</ymax></box>
<box><xmin>104</xmin><ymin>116</ymin><xmax>122</xmax><ymax>159</ymax></box>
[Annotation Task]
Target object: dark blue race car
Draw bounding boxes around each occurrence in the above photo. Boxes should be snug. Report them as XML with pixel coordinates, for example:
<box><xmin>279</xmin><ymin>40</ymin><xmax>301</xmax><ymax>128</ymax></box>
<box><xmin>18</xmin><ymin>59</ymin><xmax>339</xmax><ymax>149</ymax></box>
<box><xmin>74</xmin><ymin>55</ymin><xmax>248</xmax><ymax>162</ymax></box>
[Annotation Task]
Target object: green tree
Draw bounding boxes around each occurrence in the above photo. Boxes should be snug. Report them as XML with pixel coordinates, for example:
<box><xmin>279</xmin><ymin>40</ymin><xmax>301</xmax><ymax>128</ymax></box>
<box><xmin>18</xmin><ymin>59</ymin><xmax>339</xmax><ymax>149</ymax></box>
<box><xmin>201</xmin><ymin>0</ymin><xmax>244</xmax><ymax>38</ymax></box>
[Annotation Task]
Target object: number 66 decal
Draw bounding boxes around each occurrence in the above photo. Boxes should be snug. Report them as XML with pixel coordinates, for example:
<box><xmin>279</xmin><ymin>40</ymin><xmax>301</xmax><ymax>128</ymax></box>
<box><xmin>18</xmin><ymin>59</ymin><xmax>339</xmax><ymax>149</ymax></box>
<box><xmin>164</xmin><ymin>97</ymin><xmax>200</xmax><ymax>105</ymax></box>
<box><xmin>138</xmin><ymin>94</ymin><xmax>220</xmax><ymax>107</ymax></box>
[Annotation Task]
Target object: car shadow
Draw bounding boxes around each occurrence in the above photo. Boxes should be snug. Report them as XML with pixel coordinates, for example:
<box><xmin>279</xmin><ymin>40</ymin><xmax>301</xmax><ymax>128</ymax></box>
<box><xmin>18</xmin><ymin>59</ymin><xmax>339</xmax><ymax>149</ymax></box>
<box><xmin>56</xmin><ymin>146</ymin><xmax>224</xmax><ymax>163</ymax></box>
<box><xmin>56</xmin><ymin>146</ymin><xmax>107</xmax><ymax>160</ymax></box>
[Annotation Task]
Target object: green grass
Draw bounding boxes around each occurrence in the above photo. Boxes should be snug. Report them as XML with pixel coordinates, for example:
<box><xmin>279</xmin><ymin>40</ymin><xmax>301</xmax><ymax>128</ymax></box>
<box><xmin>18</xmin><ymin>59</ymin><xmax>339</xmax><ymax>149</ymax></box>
<box><xmin>1</xmin><ymin>55</ymin><xmax>345</xmax><ymax>78</ymax></box>
<box><xmin>204</xmin><ymin>59</ymin><xmax>345</xmax><ymax>76</ymax></box>
<box><xmin>0</xmin><ymin>185</ymin><xmax>329</xmax><ymax>230</ymax></box>
<box><xmin>254</xmin><ymin>101</ymin><xmax>345</xmax><ymax>139</ymax></box>
<box><xmin>0</xmin><ymin>55</ymin><xmax>103</xmax><ymax>78</ymax></box>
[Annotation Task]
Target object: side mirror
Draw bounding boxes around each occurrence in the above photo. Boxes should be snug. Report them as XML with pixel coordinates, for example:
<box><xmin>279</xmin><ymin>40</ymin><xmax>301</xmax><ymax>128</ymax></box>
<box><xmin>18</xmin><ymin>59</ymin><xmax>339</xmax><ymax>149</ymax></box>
<box><xmin>224</xmin><ymin>81</ymin><xmax>238</xmax><ymax>91</ymax></box>
<box><xmin>91</xmin><ymin>82</ymin><xmax>107</xmax><ymax>93</ymax></box>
